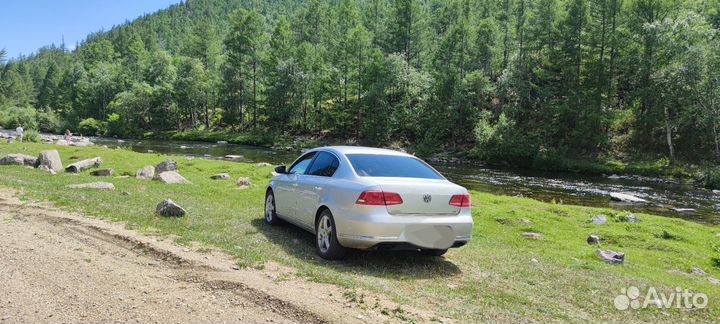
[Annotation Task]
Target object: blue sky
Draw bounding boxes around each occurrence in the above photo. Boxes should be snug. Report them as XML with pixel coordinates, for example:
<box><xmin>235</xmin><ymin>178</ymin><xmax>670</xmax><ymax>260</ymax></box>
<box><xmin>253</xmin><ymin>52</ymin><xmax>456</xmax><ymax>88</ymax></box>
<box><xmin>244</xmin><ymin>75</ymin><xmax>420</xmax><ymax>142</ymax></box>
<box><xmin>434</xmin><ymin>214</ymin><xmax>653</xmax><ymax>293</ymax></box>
<box><xmin>1</xmin><ymin>0</ymin><xmax>182</xmax><ymax>59</ymax></box>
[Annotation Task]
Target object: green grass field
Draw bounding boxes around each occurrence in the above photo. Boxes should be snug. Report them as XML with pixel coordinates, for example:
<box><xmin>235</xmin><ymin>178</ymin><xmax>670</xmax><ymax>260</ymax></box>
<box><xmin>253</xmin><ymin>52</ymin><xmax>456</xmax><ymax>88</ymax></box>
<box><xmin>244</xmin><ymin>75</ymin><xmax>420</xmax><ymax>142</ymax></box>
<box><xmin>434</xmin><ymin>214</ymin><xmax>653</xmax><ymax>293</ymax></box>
<box><xmin>0</xmin><ymin>142</ymin><xmax>718</xmax><ymax>322</ymax></box>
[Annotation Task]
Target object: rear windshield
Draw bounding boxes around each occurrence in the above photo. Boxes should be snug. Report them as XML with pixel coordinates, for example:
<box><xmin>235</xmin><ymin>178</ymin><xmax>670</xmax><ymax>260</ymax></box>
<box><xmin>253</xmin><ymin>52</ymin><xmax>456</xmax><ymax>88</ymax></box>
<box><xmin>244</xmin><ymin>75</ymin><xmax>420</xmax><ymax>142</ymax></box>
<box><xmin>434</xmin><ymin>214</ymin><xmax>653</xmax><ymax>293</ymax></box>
<box><xmin>346</xmin><ymin>154</ymin><xmax>443</xmax><ymax>179</ymax></box>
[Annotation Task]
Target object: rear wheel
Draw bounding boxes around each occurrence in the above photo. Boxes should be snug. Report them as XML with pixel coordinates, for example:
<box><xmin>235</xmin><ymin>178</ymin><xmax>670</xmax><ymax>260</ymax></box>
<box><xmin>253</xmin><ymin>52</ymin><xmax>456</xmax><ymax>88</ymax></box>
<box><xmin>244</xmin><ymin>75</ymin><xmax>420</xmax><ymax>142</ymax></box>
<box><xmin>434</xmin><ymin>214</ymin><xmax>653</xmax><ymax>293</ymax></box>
<box><xmin>315</xmin><ymin>210</ymin><xmax>347</xmax><ymax>260</ymax></box>
<box><xmin>420</xmin><ymin>249</ymin><xmax>448</xmax><ymax>257</ymax></box>
<box><xmin>264</xmin><ymin>190</ymin><xmax>281</xmax><ymax>225</ymax></box>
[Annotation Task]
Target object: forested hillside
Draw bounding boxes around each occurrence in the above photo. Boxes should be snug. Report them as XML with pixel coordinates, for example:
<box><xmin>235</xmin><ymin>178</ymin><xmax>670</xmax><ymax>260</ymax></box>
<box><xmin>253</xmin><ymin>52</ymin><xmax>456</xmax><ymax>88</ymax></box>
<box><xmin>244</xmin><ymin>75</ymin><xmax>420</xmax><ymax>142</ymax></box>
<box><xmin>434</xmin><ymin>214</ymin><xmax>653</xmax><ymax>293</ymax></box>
<box><xmin>1</xmin><ymin>0</ymin><xmax>720</xmax><ymax>168</ymax></box>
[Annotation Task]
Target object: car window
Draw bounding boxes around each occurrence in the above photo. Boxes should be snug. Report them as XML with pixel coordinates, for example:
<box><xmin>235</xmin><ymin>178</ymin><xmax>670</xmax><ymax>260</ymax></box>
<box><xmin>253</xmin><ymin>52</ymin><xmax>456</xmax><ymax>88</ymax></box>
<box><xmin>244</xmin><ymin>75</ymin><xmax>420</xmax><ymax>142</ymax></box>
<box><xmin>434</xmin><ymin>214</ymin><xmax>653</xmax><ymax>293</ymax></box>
<box><xmin>288</xmin><ymin>152</ymin><xmax>316</xmax><ymax>174</ymax></box>
<box><xmin>307</xmin><ymin>152</ymin><xmax>340</xmax><ymax>177</ymax></box>
<box><xmin>346</xmin><ymin>154</ymin><xmax>443</xmax><ymax>179</ymax></box>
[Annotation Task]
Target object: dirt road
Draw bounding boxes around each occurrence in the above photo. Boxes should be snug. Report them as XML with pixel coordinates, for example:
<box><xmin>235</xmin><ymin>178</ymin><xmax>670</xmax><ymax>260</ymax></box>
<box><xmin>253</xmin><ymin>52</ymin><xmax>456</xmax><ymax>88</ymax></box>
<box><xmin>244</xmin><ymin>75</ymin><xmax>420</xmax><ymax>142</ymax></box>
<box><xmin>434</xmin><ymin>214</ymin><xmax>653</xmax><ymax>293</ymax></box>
<box><xmin>0</xmin><ymin>189</ymin><xmax>438</xmax><ymax>323</ymax></box>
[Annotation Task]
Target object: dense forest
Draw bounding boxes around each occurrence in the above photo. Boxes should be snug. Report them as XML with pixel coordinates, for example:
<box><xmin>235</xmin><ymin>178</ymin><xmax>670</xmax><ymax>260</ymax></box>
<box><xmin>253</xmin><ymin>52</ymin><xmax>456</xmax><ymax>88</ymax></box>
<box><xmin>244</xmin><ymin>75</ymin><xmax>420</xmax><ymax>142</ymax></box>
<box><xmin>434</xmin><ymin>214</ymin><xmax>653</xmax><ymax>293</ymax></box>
<box><xmin>1</xmin><ymin>0</ymin><xmax>720</xmax><ymax>169</ymax></box>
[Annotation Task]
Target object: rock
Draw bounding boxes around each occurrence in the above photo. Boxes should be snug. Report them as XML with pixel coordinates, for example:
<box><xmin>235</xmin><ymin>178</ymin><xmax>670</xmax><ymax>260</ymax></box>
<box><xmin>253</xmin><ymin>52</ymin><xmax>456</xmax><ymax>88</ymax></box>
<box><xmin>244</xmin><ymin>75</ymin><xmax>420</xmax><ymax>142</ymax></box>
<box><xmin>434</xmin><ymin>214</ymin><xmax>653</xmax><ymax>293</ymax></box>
<box><xmin>117</xmin><ymin>139</ymin><xmax>125</xmax><ymax>143</ymax></box>
<box><xmin>156</xmin><ymin>199</ymin><xmax>186</xmax><ymax>217</ymax></box>
<box><xmin>136</xmin><ymin>166</ymin><xmax>155</xmax><ymax>180</ymax></box>
<box><xmin>65</xmin><ymin>157</ymin><xmax>102</xmax><ymax>173</ymax></box>
<box><xmin>55</xmin><ymin>139</ymin><xmax>69</xmax><ymax>146</ymax></box>
<box><xmin>0</xmin><ymin>154</ymin><xmax>36</xmax><ymax>166</ymax></box>
<box><xmin>713</xmin><ymin>190</ymin><xmax>720</xmax><ymax>195</ymax></box>
<box><xmin>621</xmin><ymin>214</ymin><xmax>641</xmax><ymax>223</ymax></box>
<box><xmin>587</xmin><ymin>234</ymin><xmax>601</xmax><ymax>245</ymax></box>
<box><xmin>608</xmin><ymin>174</ymin><xmax>622</xmax><ymax>180</ymax></box>
<box><xmin>236</xmin><ymin>177</ymin><xmax>252</xmax><ymax>188</ymax></box>
<box><xmin>65</xmin><ymin>182</ymin><xmax>116</xmax><ymax>190</ymax></box>
<box><xmin>596</xmin><ymin>250</ymin><xmax>624</xmax><ymax>264</ymax></box>
<box><xmin>591</xmin><ymin>215</ymin><xmax>608</xmax><ymax>225</ymax></box>
<box><xmin>518</xmin><ymin>218</ymin><xmax>532</xmax><ymax>224</ymax></box>
<box><xmin>610</xmin><ymin>192</ymin><xmax>649</xmax><ymax>204</ymax></box>
<box><xmin>691</xmin><ymin>267</ymin><xmax>706</xmax><ymax>276</ymax></box>
<box><xmin>224</xmin><ymin>155</ymin><xmax>245</xmax><ymax>162</ymax></box>
<box><xmin>70</xmin><ymin>140</ymin><xmax>94</xmax><ymax>147</ymax></box>
<box><xmin>521</xmin><ymin>232</ymin><xmax>543</xmax><ymax>240</ymax></box>
<box><xmin>146</xmin><ymin>150</ymin><xmax>154</xmax><ymax>153</ymax></box>
<box><xmin>256</xmin><ymin>162</ymin><xmax>272</xmax><ymax>167</ymax></box>
<box><xmin>155</xmin><ymin>160</ymin><xmax>178</xmax><ymax>174</ymax></box>
<box><xmin>38</xmin><ymin>165</ymin><xmax>56</xmax><ymax>175</ymax></box>
<box><xmin>211</xmin><ymin>173</ymin><xmax>231</xmax><ymax>180</ymax></box>
<box><xmin>709</xmin><ymin>277</ymin><xmax>720</xmax><ymax>285</ymax></box>
<box><xmin>36</xmin><ymin>150</ymin><xmax>63</xmax><ymax>173</ymax></box>
<box><xmin>217</xmin><ymin>140</ymin><xmax>228</xmax><ymax>144</ymax></box>
<box><xmin>154</xmin><ymin>171</ymin><xmax>192</xmax><ymax>184</ymax></box>
<box><xmin>671</xmin><ymin>208</ymin><xmax>696</xmax><ymax>214</ymax></box>
<box><xmin>90</xmin><ymin>169</ymin><xmax>114</xmax><ymax>176</ymax></box>
<box><xmin>180</xmin><ymin>145</ymin><xmax>189</xmax><ymax>149</ymax></box>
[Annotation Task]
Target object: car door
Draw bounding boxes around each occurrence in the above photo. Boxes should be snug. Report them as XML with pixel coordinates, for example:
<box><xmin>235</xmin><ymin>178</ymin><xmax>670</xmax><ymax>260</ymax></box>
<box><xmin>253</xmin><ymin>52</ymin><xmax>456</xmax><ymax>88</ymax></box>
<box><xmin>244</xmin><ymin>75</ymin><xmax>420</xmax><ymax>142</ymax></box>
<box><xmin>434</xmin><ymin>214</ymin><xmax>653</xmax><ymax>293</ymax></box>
<box><xmin>295</xmin><ymin>151</ymin><xmax>340</xmax><ymax>228</ymax></box>
<box><xmin>274</xmin><ymin>152</ymin><xmax>316</xmax><ymax>220</ymax></box>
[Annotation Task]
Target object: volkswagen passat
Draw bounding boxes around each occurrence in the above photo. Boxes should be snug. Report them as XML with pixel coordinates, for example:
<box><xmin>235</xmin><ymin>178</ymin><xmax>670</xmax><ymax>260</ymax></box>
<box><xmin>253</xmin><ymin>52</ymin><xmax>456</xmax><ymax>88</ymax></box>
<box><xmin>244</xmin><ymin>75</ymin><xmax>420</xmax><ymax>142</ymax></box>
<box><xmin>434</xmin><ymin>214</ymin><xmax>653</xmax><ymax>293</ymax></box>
<box><xmin>265</xmin><ymin>146</ymin><xmax>473</xmax><ymax>260</ymax></box>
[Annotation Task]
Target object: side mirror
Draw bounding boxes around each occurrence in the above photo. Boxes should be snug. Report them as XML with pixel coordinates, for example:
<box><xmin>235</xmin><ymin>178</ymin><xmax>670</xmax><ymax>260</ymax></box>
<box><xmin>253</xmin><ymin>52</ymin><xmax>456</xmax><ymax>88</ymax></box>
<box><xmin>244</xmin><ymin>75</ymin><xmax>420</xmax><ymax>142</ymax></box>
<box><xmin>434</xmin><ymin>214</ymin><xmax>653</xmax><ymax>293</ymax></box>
<box><xmin>274</xmin><ymin>165</ymin><xmax>287</xmax><ymax>174</ymax></box>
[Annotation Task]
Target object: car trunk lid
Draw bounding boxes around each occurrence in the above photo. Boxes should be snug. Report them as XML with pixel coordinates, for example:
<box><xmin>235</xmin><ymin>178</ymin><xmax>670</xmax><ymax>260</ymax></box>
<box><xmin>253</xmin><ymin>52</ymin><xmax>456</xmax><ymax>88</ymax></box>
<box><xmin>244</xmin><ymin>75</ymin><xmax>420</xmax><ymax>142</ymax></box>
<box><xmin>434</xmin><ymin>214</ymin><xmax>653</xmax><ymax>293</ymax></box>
<box><xmin>368</xmin><ymin>178</ymin><xmax>466</xmax><ymax>215</ymax></box>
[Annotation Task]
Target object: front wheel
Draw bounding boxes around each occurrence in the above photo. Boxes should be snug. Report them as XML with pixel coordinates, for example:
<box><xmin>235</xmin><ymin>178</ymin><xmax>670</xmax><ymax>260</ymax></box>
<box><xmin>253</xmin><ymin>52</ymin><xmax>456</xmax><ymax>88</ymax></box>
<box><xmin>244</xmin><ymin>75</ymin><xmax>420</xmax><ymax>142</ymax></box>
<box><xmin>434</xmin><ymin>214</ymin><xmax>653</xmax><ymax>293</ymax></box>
<box><xmin>315</xmin><ymin>210</ymin><xmax>347</xmax><ymax>260</ymax></box>
<box><xmin>264</xmin><ymin>190</ymin><xmax>282</xmax><ymax>225</ymax></box>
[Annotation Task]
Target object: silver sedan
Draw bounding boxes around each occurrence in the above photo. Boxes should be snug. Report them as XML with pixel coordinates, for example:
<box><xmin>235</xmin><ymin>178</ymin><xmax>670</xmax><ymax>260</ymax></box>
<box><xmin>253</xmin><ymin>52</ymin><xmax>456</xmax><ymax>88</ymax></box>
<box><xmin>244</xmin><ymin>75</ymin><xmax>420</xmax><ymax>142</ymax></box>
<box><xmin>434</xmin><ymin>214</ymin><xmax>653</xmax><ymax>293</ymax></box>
<box><xmin>265</xmin><ymin>146</ymin><xmax>473</xmax><ymax>260</ymax></box>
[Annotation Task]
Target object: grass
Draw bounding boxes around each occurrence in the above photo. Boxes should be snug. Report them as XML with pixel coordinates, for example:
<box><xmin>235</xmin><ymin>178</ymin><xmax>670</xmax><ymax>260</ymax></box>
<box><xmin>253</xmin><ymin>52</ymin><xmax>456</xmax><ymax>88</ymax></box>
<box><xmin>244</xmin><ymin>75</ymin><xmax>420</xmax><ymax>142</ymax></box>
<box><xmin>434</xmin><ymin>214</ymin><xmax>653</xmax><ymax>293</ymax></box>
<box><xmin>0</xmin><ymin>142</ymin><xmax>718</xmax><ymax>322</ymax></box>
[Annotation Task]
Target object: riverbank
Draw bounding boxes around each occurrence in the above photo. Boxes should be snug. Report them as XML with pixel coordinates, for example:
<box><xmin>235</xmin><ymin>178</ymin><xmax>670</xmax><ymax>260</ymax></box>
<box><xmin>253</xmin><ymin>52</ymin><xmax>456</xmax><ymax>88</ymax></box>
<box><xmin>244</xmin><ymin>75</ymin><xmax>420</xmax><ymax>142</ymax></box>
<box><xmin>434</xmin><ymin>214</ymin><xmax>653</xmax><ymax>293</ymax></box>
<box><xmin>0</xmin><ymin>142</ymin><xmax>718</xmax><ymax>322</ymax></box>
<box><xmin>147</xmin><ymin>130</ymin><xmax>720</xmax><ymax>190</ymax></box>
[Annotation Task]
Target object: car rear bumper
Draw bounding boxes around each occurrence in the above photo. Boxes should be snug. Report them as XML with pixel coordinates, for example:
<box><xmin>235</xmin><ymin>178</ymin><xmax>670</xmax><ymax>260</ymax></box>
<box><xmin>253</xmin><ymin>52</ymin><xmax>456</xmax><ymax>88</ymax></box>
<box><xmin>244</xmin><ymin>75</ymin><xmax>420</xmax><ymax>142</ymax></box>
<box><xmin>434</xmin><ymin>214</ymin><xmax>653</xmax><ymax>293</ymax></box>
<box><xmin>335</xmin><ymin>208</ymin><xmax>473</xmax><ymax>250</ymax></box>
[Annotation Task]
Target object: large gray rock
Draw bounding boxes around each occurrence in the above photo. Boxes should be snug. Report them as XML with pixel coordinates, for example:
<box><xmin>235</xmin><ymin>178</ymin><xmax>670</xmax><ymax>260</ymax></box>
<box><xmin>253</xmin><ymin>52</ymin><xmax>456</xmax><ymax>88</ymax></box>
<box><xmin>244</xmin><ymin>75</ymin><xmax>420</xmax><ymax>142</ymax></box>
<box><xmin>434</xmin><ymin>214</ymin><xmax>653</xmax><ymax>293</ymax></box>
<box><xmin>224</xmin><ymin>155</ymin><xmax>245</xmax><ymax>162</ymax></box>
<box><xmin>136</xmin><ymin>166</ymin><xmax>155</xmax><ymax>180</ymax></box>
<box><xmin>671</xmin><ymin>208</ymin><xmax>696</xmax><ymax>214</ymax></box>
<box><xmin>0</xmin><ymin>154</ymin><xmax>37</xmax><ymax>166</ymax></box>
<box><xmin>211</xmin><ymin>173</ymin><xmax>231</xmax><ymax>180</ymax></box>
<box><xmin>154</xmin><ymin>171</ymin><xmax>191</xmax><ymax>184</ymax></box>
<box><xmin>620</xmin><ymin>214</ymin><xmax>641</xmax><ymax>223</ymax></box>
<box><xmin>591</xmin><ymin>215</ymin><xmax>608</xmax><ymax>225</ymax></box>
<box><xmin>610</xmin><ymin>192</ymin><xmax>648</xmax><ymax>204</ymax></box>
<box><xmin>65</xmin><ymin>182</ymin><xmax>116</xmax><ymax>190</ymax></box>
<box><xmin>156</xmin><ymin>199</ymin><xmax>186</xmax><ymax>217</ymax></box>
<box><xmin>36</xmin><ymin>150</ymin><xmax>63</xmax><ymax>173</ymax></box>
<box><xmin>155</xmin><ymin>160</ymin><xmax>178</xmax><ymax>174</ymax></box>
<box><xmin>596</xmin><ymin>250</ymin><xmax>625</xmax><ymax>264</ymax></box>
<box><xmin>65</xmin><ymin>157</ymin><xmax>102</xmax><ymax>173</ymax></box>
<box><xmin>90</xmin><ymin>169</ymin><xmax>114</xmax><ymax>176</ymax></box>
<box><xmin>587</xmin><ymin>234</ymin><xmax>601</xmax><ymax>245</ymax></box>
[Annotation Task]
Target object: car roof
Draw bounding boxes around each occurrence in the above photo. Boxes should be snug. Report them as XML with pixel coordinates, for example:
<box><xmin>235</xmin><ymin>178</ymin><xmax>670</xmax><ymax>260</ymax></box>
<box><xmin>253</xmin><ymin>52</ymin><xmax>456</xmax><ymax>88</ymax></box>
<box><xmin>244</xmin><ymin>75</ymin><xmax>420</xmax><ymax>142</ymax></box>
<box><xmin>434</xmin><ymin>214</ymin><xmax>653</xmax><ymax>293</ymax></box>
<box><xmin>314</xmin><ymin>146</ymin><xmax>413</xmax><ymax>157</ymax></box>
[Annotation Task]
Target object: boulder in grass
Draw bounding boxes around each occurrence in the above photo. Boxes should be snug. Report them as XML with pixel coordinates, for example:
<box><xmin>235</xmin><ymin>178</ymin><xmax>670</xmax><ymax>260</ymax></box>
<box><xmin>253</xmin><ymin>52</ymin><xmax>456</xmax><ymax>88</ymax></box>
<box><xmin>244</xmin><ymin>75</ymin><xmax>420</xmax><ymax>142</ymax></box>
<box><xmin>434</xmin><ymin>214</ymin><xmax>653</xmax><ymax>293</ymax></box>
<box><xmin>156</xmin><ymin>199</ymin><xmax>186</xmax><ymax>217</ymax></box>
<box><xmin>256</xmin><ymin>162</ymin><xmax>272</xmax><ymax>167</ymax></box>
<box><xmin>0</xmin><ymin>154</ymin><xmax>37</xmax><ymax>166</ymax></box>
<box><xmin>154</xmin><ymin>171</ymin><xmax>192</xmax><ymax>184</ymax></box>
<box><xmin>66</xmin><ymin>182</ymin><xmax>116</xmax><ymax>190</ymax></box>
<box><xmin>36</xmin><ymin>150</ymin><xmax>63</xmax><ymax>173</ymax></box>
<box><xmin>620</xmin><ymin>214</ymin><xmax>641</xmax><ymax>223</ymax></box>
<box><xmin>224</xmin><ymin>155</ymin><xmax>245</xmax><ymax>162</ymax></box>
<box><xmin>136</xmin><ymin>166</ymin><xmax>155</xmax><ymax>180</ymax></box>
<box><xmin>587</xmin><ymin>234</ymin><xmax>601</xmax><ymax>245</ymax></box>
<box><xmin>211</xmin><ymin>173</ymin><xmax>231</xmax><ymax>180</ymax></box>
<box><xmin>591</xmin><ymin>215</ymin><xmax>608</xmax><ymax>225</ymax></box>
<box><xmin>90</xmin><ymin>169</ymin><xmax>114</xmax><ymax>176</ymax></box>
<box><xmin>521</xmin><ymin>232</ymin><xmax>543</xmax><ymax>240</ymax></box>
<box><xmin>154</xmin><ymin>160</ymin><xmax>178</xmax><ymax>174</ymax></box>
<box><xmin>596</xmin><ymin>250</ymin><xmax>625</xmax><ymax>264</ymax></box>
<box><xmin>237</xmin><ymin>177</ymin><xmax>252</xmax><ymax>188</ymax></box>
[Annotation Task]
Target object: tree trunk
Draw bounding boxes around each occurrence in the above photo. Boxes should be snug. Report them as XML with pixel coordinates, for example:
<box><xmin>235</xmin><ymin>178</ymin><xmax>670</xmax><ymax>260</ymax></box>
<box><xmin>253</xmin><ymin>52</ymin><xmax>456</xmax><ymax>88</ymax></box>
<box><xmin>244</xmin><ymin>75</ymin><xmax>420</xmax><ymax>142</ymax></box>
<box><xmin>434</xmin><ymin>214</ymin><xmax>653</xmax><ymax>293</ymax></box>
<box><xmin>252</xmin><ymin>57</ymin><xmax>257</xmax><ymax>129</ymax></box>
<box><xmin>65</xmin><ymin>157</ymin><xmax>102</xmax><ymax>173</ymax></box>
<box><xmin>713</xmin><ymin>120</ymin><xmax>720</xmax><ymax>162</ymax></box>
<box><xmin>664</xmin><ymin>105</ymin><xmax>675</xmax><ymax>163</ymax></box>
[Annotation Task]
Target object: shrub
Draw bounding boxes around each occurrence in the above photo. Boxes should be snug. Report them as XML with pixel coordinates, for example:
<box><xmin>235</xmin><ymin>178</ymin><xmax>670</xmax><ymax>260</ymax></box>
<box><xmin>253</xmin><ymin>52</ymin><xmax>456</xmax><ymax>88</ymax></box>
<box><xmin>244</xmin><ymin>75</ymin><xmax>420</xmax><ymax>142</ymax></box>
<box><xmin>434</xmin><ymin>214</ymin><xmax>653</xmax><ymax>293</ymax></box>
<box><xmin>698</xmin><ymin>167</ymin><xmax>720</xmax><ymax>190</ymax></box>
<box><xmin>78</xmin><ymin>118</ymin><xmax>106</xmax><ymax>136</ymax></box>
<box><xmin>37</xmin><ymin>109</ymin><xmax>63</xmax><ymax>133</ymax></box>
<box><xmin>0</xmin><ymin>105</ymin><xmax>38</xmax><ymax>130</ymax></box>
<box><xmin>23</xmin><ymin>129</ymin><xmax>42</xmax><ymax>143</ymax></box>
<box><xmin>105</xmin><ymin>113</ymin><xmax>124</xmax><ymax>137</ymax></box>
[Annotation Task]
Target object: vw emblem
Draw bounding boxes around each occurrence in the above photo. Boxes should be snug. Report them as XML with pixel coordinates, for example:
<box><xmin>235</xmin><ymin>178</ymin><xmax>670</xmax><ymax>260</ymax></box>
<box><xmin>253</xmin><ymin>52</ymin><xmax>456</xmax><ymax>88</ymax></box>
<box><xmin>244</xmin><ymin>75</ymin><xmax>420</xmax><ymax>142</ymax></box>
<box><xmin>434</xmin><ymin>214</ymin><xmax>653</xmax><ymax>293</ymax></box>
<box><xmin>423</xmin><ymin>194</ymin><xmax>432</xmax><ymax>203</ymax></box>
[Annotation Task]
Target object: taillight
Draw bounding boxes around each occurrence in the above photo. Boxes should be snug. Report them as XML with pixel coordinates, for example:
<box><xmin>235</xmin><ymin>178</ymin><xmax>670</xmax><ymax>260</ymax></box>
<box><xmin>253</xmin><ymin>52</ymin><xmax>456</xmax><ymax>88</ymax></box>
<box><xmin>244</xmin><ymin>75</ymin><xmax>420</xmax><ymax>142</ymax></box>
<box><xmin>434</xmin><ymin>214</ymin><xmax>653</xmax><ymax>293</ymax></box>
<box><xmin>356</xmin><ymin>191</ymin><xmax>403</xmax><ymax>206</ymax></box>
<box><xmin>449</xmin><ymin>194</ymin><xmax>471</xmax><ymax>208</ymax></box>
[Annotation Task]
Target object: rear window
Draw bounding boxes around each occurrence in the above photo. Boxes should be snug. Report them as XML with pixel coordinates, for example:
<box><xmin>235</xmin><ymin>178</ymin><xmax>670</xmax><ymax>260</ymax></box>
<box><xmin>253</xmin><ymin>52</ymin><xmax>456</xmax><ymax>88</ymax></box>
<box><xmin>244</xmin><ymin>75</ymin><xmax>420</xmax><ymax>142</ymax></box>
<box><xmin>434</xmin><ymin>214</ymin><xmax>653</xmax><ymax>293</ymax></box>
<box><xmin>346</xmin><ymin>154</ymin><xmax>443</xmax><ymax>179</ymax></box>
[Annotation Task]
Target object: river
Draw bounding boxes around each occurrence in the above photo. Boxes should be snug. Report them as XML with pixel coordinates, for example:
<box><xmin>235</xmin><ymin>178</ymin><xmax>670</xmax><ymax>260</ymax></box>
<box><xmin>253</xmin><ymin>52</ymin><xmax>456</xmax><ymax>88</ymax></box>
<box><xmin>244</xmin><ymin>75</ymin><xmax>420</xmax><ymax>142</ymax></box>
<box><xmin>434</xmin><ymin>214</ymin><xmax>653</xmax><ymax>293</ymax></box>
<box><xmin>81</xmin><ymin>136</ymin><xmax>719</xmax><ymax>225</ymax></box>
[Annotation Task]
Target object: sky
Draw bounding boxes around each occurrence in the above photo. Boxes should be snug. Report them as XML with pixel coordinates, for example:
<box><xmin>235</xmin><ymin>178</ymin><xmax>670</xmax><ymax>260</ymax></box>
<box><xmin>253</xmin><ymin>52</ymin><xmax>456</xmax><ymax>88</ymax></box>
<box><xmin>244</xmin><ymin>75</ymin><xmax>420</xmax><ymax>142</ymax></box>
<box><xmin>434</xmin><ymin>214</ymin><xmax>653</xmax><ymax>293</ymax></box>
<box><xmin>0</xmin><ymin>0</ymin><xmax>182</xmax><ymax>59</ymax></box>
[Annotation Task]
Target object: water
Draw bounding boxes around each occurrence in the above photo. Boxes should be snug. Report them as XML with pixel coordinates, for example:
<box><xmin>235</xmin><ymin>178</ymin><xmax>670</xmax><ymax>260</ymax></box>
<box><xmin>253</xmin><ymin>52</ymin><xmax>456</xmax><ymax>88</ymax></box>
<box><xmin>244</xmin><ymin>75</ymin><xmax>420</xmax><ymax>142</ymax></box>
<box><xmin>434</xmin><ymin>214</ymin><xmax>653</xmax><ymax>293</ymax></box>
<box><xmin>43</xmin><ymin>135</ymin><xmax>720</xmax><ymax>225</ymax></box>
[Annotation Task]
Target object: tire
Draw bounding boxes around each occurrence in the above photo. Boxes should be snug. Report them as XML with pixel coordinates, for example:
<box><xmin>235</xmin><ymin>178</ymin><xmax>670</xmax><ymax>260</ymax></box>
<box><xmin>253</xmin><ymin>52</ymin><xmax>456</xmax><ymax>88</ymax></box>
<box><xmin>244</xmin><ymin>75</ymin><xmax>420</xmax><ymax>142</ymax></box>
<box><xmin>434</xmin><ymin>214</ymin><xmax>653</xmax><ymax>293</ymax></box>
<box><xmin>420</xmin><ymin>249</ymin><xmax>448</xmax><ymax>257</ymax></box>
<box><xmin>264</xmin><ymin>190</ymin><xmax>282</xmax><ymax>225</ymax></box>
<box><xmin>315</xmin><ymin>209</ymin><xmax>347</xmax><ymax>260</ymax></box>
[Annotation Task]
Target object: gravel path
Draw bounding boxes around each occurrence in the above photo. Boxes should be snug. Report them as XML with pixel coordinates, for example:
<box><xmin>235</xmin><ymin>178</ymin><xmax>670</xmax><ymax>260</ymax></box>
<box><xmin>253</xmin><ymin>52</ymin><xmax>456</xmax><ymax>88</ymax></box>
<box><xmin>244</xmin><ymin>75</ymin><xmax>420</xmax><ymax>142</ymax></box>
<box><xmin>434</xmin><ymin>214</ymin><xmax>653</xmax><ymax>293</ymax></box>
<box><xmin>0</xmin><ymin>188</ymin><xmax>437</xmax><ymax>323</ymax></box>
